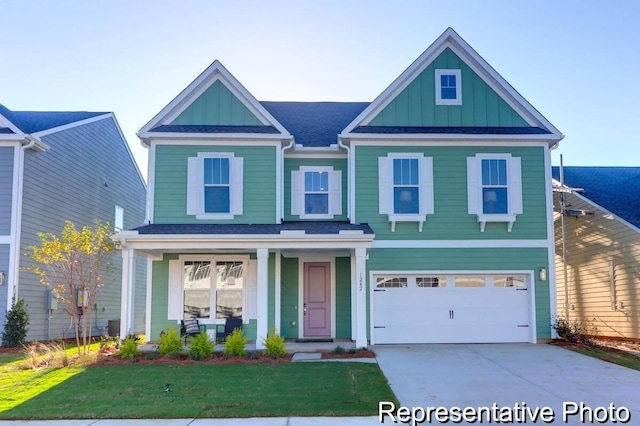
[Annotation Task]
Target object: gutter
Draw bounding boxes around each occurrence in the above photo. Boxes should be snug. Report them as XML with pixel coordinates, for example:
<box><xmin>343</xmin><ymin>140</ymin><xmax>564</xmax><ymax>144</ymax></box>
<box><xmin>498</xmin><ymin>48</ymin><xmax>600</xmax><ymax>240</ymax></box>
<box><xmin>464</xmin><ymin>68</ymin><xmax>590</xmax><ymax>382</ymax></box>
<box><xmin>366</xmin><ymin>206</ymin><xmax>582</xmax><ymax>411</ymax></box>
<box><xmin>337</xmin><ymin>136</ymin><xmax>353</xmax><ymax>223</ymax></box>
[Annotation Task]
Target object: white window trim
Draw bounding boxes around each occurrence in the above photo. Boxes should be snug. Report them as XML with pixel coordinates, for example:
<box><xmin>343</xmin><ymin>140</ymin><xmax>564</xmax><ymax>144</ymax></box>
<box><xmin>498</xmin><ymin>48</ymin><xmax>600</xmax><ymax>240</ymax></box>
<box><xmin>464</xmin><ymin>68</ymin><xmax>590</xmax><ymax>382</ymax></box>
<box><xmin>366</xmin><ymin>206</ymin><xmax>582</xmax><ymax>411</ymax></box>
<box><xmin>379</xmin><ymin>153</ymin><xmax>434</xmax><ymax>232</ymax></box>
<box><xmin>187</xmin><ymin>152</ymin><xmax>243</xmax><ymax>220</ymax></box>
<box><xmin>467</xmin><ymin>153</ymin><xmax>522</xmax><ymax>232</ymax></box>
<box><xmin>176</xmin><ymin>255</ymin><xmax>251</xmax><ymax>325</ymax></box>
<box><xmin>435</xmin><ymin>69</ymin><xmax>462</xmax><ymax>105</ymax></box>
<box><xmin>292</xmin><ymin>166</ymin><xmax>342</xmax><ymax>219</ymax></box>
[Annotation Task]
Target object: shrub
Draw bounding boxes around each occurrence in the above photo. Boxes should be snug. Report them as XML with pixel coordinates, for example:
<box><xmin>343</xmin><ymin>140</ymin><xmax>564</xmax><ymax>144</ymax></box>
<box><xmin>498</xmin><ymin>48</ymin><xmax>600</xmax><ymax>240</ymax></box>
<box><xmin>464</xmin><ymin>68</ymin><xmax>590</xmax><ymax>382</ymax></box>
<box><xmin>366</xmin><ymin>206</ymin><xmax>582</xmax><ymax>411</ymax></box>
<box><xmin>333</xmin><ymin>345</ymin><xmax>345</xmax><ymax>355</ymax></box>
<box><xmin>189</xmin><ymin>332</ymin><xmax>214</xmax><ymax>360</ymax></box>
<box><xmin>118</xmin><ymin>335</ymin><xmax>140</xmax><ymax>360</ymax></box>
<box><xmin>2</xmin><ymin>296</ymin><xmax>29</xmax><ymax>348</ymax></box>
<box><xmin>159</xmin><ymin>327</ymin><xmax>182</xmax><ymax>355</ymax></box>
<box><xmin>552</xmin><ymin>316</ymin><xmax>596</xmax><ymax>345</ymax></box>
<box><xmin>262</xmin><ymin>327</ymin><xmax>286</xmax><ymax>358</ymax></box>
<box><xmin>224</xmin><ymin>327</ymin><xmax>247</xmax><ymax>357</ymax></box>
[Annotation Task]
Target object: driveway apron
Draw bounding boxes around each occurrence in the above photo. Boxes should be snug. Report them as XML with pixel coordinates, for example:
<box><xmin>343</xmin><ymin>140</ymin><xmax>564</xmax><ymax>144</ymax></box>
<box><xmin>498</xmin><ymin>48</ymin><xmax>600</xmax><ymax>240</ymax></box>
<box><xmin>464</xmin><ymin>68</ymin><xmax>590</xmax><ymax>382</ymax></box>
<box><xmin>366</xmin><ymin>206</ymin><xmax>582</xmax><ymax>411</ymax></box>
<box><xmin>375</xmin><ymin>343</ymin><xmax>640</xmax><ymax>424</ymax></box>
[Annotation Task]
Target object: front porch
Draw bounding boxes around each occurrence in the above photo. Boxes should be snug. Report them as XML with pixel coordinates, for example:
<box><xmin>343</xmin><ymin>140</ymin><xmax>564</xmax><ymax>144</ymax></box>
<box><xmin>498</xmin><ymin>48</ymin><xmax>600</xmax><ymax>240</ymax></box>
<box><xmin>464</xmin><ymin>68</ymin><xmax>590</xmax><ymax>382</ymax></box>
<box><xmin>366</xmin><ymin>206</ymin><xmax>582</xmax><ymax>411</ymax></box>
<box><xmin>114</xmin><ymin>222</ymin><xmax>374</xmax><ymax>350</ymax></box>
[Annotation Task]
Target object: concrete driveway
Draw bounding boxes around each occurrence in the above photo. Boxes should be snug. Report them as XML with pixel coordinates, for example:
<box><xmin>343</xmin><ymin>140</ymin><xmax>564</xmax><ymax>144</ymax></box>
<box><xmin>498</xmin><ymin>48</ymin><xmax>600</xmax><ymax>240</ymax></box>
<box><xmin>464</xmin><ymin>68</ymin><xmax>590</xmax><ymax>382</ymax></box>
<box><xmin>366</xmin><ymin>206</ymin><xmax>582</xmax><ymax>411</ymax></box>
<box><xmin>375</xmin><ymin>343</ymin><xmax>640</xmax><ymax>424</ymax></box>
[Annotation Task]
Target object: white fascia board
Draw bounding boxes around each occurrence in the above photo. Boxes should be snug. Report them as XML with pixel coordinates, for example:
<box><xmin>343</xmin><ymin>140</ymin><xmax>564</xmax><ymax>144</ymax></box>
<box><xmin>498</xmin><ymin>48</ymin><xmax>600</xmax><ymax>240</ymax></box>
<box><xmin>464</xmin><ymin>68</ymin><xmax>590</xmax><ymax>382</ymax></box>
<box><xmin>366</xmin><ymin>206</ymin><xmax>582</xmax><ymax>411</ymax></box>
<box><xmin>138</xmin><ymin>132</ymin><xmax>288</xmax><ymax>146</ymax></box>
<box><xmin>32</xmin><ymin>113</ymin><xmax>111</xmax><ymax>138</ymax></box>
<box><xmin>341</xmin><ymin>132</ymin><xmax>562</xmax><ymax>145</ymax></box>
<box><xmin>287</xmin><ymin>144</ymin><xmax>345</xmax><ymax>155</ymax></box>
<box><xmin>138</xmin><ymin>61</ymin><xmax>291</xmax><ymax>138</ymax></box>
<box><xmin>349</xmin><ymin>139</ymin><xmax>554</xmax><ymax>148</ymax></box>
<box><xmin>285</xmin><ymin>152</ymin><xmax>347</xmax><ymax>159</ymax></box>
<box><xmin>341</xmin><ymin>28</ymin><xmax>563</xmax><ymax>140</ymax></box>
<box><xmin>103</xmin><ymin>113</ymin><xmax>146</xmax><ymax>188</ymax></box>
<box><xmin>0</xmin><ymin>134</ymin><xmax>26</xmax><ymax>142</ymax></box>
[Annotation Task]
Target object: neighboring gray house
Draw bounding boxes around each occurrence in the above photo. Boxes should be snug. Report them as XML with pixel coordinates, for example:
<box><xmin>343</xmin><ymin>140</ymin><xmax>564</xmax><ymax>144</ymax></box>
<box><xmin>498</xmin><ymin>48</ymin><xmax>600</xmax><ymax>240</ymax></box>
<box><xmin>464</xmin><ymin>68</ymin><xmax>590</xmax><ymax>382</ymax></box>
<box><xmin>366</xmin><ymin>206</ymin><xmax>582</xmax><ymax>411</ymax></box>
<box><xmin>552</xmin><ymin>166</ymin><xmax>640</xmax><ymax>339</ymax></box>
<box><xmin>0</xmin><ymin>104</ymin><xmax>147</xmax><ymax>341</ymax></box>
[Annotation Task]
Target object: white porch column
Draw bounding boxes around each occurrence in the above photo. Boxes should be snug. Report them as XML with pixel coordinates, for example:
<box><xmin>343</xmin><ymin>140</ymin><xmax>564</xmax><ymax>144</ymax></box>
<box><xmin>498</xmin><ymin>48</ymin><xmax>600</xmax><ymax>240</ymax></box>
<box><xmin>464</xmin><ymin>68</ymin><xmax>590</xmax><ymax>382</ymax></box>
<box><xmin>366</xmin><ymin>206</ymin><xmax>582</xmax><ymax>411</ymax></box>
<box><xmin>255</xmin><ymin>248</ymin><xmax>269</xmax><ymax>350</ymax></box>
<box><xmin>119</xmin><ymin>247</ymin><xmax>136</xmax><ymax>338</ymax></box>
<box><xmin>354</xmin><ymin>248</ymin><xmax>367</xmax><ymax>348</ymax></box>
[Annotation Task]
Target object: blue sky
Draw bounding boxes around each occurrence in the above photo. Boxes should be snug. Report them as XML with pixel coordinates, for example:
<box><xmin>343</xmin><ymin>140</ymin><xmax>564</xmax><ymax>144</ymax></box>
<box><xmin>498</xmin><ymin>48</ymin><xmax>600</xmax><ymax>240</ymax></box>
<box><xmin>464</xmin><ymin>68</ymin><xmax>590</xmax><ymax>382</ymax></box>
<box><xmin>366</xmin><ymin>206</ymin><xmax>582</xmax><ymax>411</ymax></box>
<box><xmin>2</xmin><ymin>1</ymin><xmax>638</xmax><ymax>179</ymax></box>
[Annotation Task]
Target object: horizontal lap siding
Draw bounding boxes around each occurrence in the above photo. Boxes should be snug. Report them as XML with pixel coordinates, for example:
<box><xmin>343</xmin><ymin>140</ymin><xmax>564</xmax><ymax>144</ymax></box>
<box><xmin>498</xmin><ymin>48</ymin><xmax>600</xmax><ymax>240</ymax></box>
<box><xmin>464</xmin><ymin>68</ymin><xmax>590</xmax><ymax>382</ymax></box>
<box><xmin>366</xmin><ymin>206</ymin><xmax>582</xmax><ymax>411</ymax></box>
<box><xmin>283</xmin><ymin>157</ymin><xmax>348</xmax><ymax>221</ymax></box>
<box><xmin>0</xmin><ymin>147</ymin><xmax>15</xmax><ymax>235</ymax></box>
<box><xmin>554</xmin><ymin>193</ymin><xmax>640</xmax><ymax>338</ymax></box>
<box><xmin>154</xmin><ymin>145</ymin><xmax>277</xmax><ymax>224</ymax></box>
<box><xmin>18</xmin><ymin>117</ymin><xmax>146</xmax><ymax>341</ymax></box>
<box><xmin>355</xmin><ymin>145</ymin><xmax>548</xmax><ymax>240</ymax></box>
<box><xmin>368</xmin><ymin>247</ymin><xmax>551</xmax><ymax>339</ymax></box>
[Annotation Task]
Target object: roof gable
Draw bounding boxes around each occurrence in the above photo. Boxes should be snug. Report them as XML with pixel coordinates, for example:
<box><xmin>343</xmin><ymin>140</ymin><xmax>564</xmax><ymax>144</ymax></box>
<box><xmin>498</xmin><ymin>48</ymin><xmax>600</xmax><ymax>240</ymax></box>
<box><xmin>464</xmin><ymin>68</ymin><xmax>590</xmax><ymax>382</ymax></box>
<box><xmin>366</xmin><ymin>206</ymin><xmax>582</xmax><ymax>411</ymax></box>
<box><xmin>342</xmin><ymin>28</ymin><xmax>562</xmax><ymax>143</ymax></box>
<box><xmin>139</xmin><ymin>60</ymin><xmax>290</xmax><ymax>142</ymax></box>
<box><xmin>552</xmin><ymin>166</ymin><xmax>640</xmax><ymax>230</ymax></box>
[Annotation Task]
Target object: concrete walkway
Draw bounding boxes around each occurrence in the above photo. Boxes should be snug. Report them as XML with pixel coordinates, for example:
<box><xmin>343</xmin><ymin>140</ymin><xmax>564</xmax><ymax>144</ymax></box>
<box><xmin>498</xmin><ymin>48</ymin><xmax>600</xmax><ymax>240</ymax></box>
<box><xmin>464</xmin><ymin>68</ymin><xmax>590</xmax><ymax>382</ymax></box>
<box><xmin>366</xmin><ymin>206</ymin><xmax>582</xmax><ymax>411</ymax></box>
<box><xmin>375</xmin><ymin>343</ymin><xmax>640</xmax><ymax>424</ymax></box>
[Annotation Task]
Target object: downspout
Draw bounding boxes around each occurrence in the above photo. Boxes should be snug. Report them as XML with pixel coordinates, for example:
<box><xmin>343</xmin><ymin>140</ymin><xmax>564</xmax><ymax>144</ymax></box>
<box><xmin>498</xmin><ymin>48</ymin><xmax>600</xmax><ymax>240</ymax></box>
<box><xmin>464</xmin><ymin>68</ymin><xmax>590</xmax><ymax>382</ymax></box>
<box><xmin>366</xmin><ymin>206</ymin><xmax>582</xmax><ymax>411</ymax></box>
<box><xmin>337</xmin><ymin>136</ymin><xmax>352</xmax><ymax>223</ymax></box>
<box><xmin>7</xmin><ymin>136</ymin><xmax>38</xmax><ymax>310</ymax></box>
<box><xmin>280</xmin><ymin>137</ymin><xmax>294</xmax><ymax>223</ymax></box>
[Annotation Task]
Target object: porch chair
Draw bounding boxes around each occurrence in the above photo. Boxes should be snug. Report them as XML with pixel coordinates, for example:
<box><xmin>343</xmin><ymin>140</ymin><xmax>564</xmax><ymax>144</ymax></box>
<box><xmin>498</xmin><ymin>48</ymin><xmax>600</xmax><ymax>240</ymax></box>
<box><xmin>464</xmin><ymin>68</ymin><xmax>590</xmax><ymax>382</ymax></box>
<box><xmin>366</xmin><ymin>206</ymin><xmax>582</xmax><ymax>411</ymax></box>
<box><xmin>216</xmin><ymin>318</ymin><xmax>243</xmax><ymax>343</ymax></box>
<box><xmin>180</xmin><ymin>318</ymin><xmax>206</xmax><ymax>344</ymax></box>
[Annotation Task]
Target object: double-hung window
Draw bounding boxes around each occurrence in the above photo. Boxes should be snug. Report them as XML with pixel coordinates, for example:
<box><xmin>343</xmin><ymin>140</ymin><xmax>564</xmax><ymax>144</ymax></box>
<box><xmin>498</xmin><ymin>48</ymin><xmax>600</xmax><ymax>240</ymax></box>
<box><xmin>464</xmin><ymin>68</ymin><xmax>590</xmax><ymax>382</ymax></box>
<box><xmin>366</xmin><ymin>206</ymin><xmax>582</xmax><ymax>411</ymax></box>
<box><xmin>187</xmin><ymin>152</ymin><xmax>243</xmax><ymax>219</ymax></box>
<box><xmin>467</xmin><ymin>154</ymin><xmax>522</xmax><ymax>232</ymax></box>
<box><xmin>291</xmin><ymin>167</ymin><xmax>342</xmax><ymax>219</ymax></box>
<box><xmin>435</xmin><ymin>69</ymin><xmax>462</xmax><ymax>105</ymax></box>
<box><xmin>378</xmin><ymin>153</ymin><xmax>434</xmax><ymax>232</ymax></box>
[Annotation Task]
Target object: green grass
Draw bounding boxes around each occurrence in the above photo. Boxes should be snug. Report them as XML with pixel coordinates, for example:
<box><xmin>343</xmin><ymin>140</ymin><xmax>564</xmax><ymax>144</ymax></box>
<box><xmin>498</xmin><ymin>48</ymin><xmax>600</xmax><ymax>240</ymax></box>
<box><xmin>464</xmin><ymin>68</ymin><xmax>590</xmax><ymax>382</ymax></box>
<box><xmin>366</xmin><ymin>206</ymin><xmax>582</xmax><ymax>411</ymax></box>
<box><xmin>0</xmin><ymin>360</ymin><xmax>397</xmax><ymax>419</ymax></box>
<box><xmin>560</xmin><ymin>343</ymin><xmax>640</xmax><ymax>372</ymax></box>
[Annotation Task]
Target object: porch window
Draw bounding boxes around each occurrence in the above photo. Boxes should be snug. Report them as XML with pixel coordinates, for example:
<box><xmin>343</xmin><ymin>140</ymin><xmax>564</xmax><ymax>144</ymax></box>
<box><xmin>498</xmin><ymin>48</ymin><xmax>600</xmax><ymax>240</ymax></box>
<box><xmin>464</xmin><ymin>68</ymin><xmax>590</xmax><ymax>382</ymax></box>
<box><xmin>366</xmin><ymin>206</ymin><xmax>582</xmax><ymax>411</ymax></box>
<box><xmin>215</xmin><ymin>261</ymin><xmax>244</xmax><ymax>319</ymax></box>
<box><xmin>183</xmin><ymin>261</ymin><xmax>212</xmax><ymax>319</ymax></box>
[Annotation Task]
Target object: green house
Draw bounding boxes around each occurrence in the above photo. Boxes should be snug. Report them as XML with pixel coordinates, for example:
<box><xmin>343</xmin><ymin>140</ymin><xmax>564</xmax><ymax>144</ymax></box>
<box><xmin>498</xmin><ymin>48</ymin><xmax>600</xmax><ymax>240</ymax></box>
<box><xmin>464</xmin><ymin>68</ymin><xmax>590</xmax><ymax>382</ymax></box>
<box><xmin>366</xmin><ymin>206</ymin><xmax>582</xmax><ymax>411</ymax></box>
<box><xmin>115</xmin><ymin>28</ymin><xmax>563</xmax><ymax>347</ymax></box>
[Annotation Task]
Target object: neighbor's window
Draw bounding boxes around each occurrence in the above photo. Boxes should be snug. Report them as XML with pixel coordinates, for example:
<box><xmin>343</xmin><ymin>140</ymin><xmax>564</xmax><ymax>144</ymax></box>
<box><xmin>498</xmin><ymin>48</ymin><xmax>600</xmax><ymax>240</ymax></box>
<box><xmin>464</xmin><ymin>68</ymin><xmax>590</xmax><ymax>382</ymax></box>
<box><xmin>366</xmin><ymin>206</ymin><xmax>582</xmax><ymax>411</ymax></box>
<box><xmin>481</xmin><ymin>159</ymin><xmax>508</xmax><ymax>214</ymax></box>
<box><xmin>393</xmin><ymin>158</ymin><xmax>420</xmax><ymax>214</ymax></box>
<box><xmin>114</xmin><ymin>206</ymin><xmax>124</xmax><ymax>232</ymax></box>
<box><xmin>435</xmin><ymin>69</ymin><xmax>462</xmax><ymax>105</ymax></box>
<box><xmin>204</xmin><ymin>157</ymin><xmax>230</xmax><ymax>213</ymax></box>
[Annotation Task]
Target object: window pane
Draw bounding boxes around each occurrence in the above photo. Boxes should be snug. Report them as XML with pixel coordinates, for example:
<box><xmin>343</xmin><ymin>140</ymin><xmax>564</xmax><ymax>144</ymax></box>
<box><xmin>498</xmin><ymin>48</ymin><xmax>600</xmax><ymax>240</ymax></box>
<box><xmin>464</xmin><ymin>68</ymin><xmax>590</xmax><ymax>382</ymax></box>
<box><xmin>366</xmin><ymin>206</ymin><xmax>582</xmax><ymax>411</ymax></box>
<box><xmin>215</xmin><ymin>262</ymin><xmax>244</xmax><ymax>319</ymax></box>
<box><xmin>447</xmin><ymin>75</ymin><xmax>456</xmax><ymax>87</ymax></box>
<box><xmin>205</xmin><ymin>186</ymin><xmax>230</xmax><ymax>213</ymax></box>
<box><xmin>493</xmin><ymin>276</ymin><xmax>526</xmax><ymax>288</ymax></box>
<box><xmin>441</xmin><ymin>87</ymin><xmax>456</xmax><ymax>100</ymax></box>
<box><xmin>482</xmin><ymin>159</ymin><xmax>507</xmax><ymax>185</ymax></box>
<box><xmin>184</xmin><ymin>261</ymin><xmax>211</xmax><ymax>319</ymax></box>
<box><xmin>394</xmin><ymin>187</ymin><xmax>419</xmax><ymax>214</ymax></box>
<box><xmin>204</xmin><ymin>158</ymin><xmax>229</xmax><ymax>184</ymax></box>
<box><xmin>416</xmin><ymin>277</ymin><xmax>446</xmax><ymax>288</ymax></box>
<box><xmin>376</xmin><ymin>277</ymin><xmax>407</xmax><ymax>288</ymax></box>
<box><xmin>454</xmin><ymin>276</ymin><xmax>486</xmax><ymax>287</ymax></box>
<box><xmin>482</xmin><ymin>188</ymin><xmax>508</xmax><ymax>214</ymax></box>
<box><xmin>393</xmin><ymin>158</ymin><xmax>418</xmax><ymax>185</ymax></box>
<box><xmin>305</xmin><ymin>193</ymin><xmax>329</xmax><ymax>214</ymax></box>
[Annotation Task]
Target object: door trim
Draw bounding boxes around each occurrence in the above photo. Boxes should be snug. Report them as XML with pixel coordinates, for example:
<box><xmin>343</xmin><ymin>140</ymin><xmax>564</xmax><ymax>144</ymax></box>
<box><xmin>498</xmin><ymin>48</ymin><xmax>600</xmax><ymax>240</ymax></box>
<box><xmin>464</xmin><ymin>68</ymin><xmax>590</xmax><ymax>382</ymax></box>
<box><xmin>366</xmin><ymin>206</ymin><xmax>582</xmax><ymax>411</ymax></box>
<box><xmin>298</xmin><ymin>257</ymin><xmax>336</xmax><ymax>339</ymax></box>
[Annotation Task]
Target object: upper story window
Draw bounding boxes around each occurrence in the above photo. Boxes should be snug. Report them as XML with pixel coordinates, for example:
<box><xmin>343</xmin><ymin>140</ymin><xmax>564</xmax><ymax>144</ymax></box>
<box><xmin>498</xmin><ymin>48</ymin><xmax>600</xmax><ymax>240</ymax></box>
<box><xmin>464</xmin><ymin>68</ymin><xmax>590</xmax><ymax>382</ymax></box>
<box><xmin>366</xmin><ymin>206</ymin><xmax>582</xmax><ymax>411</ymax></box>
<box><xmin>187</xmin><ymin>152</ymin><xmax>243</xmax><ymax>219</ymax></box>
<box><xmin>378</xmin><ymin>153</ymin><xmax>434</xmax><ymax>232</ymax></box>
<box><xmin>291</xmin><ymin>166</ymin><xmax>342</xmax><ymax>219</ymax></box>
<box><xmin>435</xmin><ymin>69</ymin><xmax>462</xmax><ymax>105</ymax></box>
<box><xmin>467</xmin><ymin>154</ymin><xmax>522</xmax><ymax>232</ymax></box>
<box><xmin>114</xmin><ymin>205</ymin><xmax>124</xmax><ymax>232</ymax></box>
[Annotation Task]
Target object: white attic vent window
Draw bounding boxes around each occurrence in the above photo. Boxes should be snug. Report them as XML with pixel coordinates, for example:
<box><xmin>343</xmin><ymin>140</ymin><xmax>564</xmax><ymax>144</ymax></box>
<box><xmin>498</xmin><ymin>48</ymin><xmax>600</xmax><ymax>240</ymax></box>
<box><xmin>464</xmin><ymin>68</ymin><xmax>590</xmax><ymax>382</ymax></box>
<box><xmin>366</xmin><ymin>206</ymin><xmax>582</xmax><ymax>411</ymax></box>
<box><xmin>435</xmin><ymin>69</ymin><xmax>462</xmax><ymax>105</ymax></box>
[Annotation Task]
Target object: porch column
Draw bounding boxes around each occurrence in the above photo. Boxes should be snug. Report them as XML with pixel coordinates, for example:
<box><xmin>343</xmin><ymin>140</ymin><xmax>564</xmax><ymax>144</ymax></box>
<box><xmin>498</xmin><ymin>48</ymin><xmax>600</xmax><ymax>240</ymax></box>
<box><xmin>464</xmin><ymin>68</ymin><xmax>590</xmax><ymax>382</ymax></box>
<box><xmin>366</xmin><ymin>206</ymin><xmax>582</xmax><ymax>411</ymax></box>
<box><xmin>256</xmin><ymin>248</ymin><xmax>269</xmax><ymax>350</ymax></box>
<box><xmin>354</xmin><ymin>248</ymin><xmax>367</xmax><ymax>348</ymax></box>
<box><xmin>119</xmin><ymin>247</ymin><xmax>136</xmax><ymax>338</ymax></box>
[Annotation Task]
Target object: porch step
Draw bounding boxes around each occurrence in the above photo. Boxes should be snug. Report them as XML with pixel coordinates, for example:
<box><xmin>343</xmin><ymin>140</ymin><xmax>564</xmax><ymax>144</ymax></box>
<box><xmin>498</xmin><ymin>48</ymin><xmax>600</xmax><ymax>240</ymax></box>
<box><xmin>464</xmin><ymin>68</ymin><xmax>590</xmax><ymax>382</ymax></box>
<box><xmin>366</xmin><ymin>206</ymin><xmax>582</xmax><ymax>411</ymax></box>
<box><xmin>292</xmin><ymin>352</ymin><xmax>322</xmax><ymax>362</ymax></box>
<box><xmin>293</xmin><ymin>338</ymin><xmax>334</xmax><ymax>343</ymax></box>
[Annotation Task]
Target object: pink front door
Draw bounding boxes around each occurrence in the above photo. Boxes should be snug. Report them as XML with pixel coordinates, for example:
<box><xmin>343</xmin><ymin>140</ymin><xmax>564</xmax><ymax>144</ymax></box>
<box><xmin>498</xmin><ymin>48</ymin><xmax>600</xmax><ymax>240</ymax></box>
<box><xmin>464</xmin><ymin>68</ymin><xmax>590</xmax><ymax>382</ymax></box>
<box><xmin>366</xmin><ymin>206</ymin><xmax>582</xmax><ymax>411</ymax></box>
<box><xmin>303</xmin><ymin>262</ymin><xmax>331</xmax><ymax>337</ymax></box>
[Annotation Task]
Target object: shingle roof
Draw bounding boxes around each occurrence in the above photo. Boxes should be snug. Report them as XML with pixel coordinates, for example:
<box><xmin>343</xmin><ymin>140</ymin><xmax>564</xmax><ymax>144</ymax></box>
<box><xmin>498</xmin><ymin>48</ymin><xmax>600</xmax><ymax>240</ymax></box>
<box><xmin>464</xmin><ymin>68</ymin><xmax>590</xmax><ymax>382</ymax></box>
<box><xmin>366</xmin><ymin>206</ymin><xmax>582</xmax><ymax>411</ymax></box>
<box><xmin>149</xmin><ymin>124</ymin><xmax>280</xmax><ymax>134</ymax></box>
<box><xmin>552</xmin><ymin>166</ymin><xmax>640</xmax><ymax>229</ymax></box>
<box><xmin>134</xmin><ymin>221</ymin><xmax>374</xmax><ymax>235</ymax></box>
<box><xmin>352</xmin><ymin>126</ymin><xmax>551</xmax><ymax>135</ymax></box>
<box><xmin>0</xmin><ymin>103</ymin><xmax>106</xmax><ymax>134</ymax></box>
<box><xmin>261</xmin><ymin>101</ymin><xmax>369</xmax><ymax>147</ymax></box>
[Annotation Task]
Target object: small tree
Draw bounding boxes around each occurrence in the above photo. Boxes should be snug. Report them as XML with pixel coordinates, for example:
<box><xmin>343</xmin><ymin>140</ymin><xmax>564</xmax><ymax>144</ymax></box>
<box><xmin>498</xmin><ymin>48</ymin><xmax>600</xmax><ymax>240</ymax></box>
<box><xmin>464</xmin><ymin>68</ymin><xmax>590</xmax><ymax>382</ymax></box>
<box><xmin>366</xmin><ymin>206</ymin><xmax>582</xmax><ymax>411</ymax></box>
<box><xmin>26</xmin><ymin>220</ymin><xmax>115</xmax><ymax>354</ymax></box>
<box><xmin>2</xmin><ymin>294</ymin><xmax>30</xmax><ymax>347</ymax></box>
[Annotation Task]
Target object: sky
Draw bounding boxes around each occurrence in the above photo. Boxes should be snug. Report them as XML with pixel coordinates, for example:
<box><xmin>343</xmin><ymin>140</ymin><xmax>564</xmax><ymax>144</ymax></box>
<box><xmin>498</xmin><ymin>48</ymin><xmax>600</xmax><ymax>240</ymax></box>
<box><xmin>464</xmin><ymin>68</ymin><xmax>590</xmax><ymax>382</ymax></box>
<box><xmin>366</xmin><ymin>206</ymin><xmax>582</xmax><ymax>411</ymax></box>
<box><xmin>2</xmin><ymin>1</ymin><xmax>638</xmax><ymax>180</ymax></box>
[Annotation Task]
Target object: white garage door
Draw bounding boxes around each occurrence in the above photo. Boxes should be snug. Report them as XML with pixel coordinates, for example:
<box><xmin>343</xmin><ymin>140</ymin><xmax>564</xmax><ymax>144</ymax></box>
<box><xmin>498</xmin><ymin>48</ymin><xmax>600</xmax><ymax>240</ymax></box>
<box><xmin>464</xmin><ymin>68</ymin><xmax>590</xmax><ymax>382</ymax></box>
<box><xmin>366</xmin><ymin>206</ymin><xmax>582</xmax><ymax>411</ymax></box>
<box><xmin>372</xmin><ymin>274</ymin><xmax>531</xmax><ymax>344</ymax></box>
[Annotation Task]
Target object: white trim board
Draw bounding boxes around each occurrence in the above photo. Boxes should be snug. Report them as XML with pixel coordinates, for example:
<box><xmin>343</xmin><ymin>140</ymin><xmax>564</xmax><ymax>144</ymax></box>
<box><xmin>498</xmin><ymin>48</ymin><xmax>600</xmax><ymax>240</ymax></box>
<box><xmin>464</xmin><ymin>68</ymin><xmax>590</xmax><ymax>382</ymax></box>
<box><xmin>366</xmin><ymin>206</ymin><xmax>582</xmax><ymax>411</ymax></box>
<box><xmin>371</xmin><ymin>239</ymin><xmax>550</xmax><ymax>249</ymax></box>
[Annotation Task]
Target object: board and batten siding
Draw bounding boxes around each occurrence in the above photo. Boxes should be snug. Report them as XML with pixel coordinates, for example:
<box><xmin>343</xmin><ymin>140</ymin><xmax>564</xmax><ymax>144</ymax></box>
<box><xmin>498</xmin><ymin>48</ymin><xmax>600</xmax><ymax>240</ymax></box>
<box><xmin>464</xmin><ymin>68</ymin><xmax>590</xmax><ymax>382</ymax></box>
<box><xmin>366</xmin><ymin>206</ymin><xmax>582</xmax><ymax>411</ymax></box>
<box><xmin>554</xmin><ymin>193</ymin><xmax>640</xmax><ymax>339</ymax></box>
<box><xmin>355</xmin><ymin>145</ymin><xmax>548</xmax><ymax>240</ymax></box>
<box><xmin>368</xmin><ymin>247</ymin><xmax>552</xmax><ymax>339</ymax></box>
<box><xmin>17</xmin><ymin>116</ymin><xmax>147</xmax><ymax>341</ymax></box>
<box><xmin>368</xmin><ymin>48</ymin><xmax>530</xmax><ymax>128</ymax></box>
<box><xmin>0</xmin><ymin>146</ymin><xmax>15</xmax><ymax>235</ymax></box>
<box><xmin>154</xmin><ymin>144</ymin><xmax>277</xmax><ymax>224</ymax></box>
<box><xmin>283</xmin><ymin>157</ymin><xmax>348</xmax><ymax>222</ymax></box>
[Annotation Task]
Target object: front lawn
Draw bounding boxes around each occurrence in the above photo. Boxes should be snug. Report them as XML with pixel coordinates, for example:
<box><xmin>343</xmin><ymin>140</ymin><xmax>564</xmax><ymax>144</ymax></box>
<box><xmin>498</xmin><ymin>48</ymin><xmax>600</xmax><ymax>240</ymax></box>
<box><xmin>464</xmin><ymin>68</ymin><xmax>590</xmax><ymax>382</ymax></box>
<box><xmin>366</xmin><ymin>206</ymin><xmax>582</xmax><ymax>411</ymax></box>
<box><xmin>554</xmin><ymin>342</ymin><xmax>640</xmax><ymax>372</ymax></box>
<box><xmin>0</xmin><ymin>356</ymin><xmax>396</xmax><ymax>419</ymax></box>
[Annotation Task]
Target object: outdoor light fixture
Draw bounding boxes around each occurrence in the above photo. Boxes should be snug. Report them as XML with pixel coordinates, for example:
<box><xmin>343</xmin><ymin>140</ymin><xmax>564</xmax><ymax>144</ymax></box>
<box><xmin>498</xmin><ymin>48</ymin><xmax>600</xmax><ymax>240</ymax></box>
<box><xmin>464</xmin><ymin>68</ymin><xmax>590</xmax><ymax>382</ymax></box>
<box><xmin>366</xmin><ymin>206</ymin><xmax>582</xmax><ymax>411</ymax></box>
<box><xmin>0</xmin><ymin>271</ymin><xmax>5</xmax><ymax>286</ymax></box>
<box><xmin>539</xmin><ymin>267</ymin><xmax>547</xmax><ymax>282</ymax></box>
